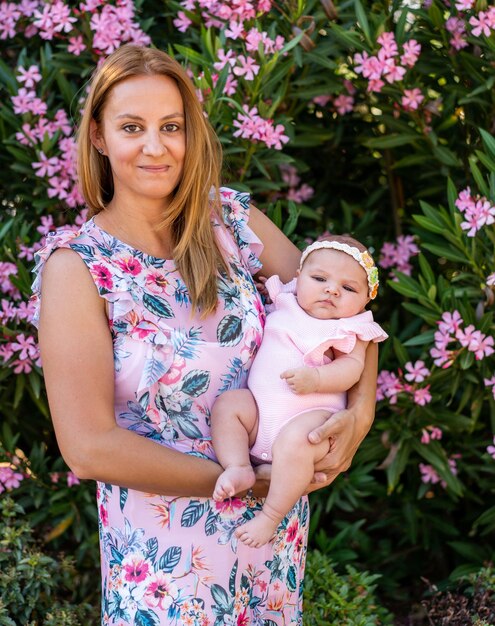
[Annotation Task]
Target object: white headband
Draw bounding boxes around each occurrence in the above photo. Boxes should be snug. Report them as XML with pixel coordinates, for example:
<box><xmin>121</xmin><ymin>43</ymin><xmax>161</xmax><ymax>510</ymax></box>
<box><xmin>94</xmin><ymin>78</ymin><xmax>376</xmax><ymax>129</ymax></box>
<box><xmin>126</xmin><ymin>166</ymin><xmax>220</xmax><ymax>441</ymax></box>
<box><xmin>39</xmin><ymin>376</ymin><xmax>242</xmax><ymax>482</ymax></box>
<box><xmin>299</xmin><ymin>240</ymin><xmax>379</xmax><ymax>299</ymax></box>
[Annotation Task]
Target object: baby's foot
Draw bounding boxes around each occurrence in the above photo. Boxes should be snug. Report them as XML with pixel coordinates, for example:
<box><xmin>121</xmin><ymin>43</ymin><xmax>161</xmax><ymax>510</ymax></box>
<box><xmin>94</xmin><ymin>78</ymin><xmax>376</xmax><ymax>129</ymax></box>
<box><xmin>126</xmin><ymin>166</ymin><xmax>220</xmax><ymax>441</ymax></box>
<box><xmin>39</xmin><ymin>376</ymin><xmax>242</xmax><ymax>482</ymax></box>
<box><xmin>235</xmin><ymin>510</ymin><xmax>280</xmax><ymax>548</ymax></box>
<box><xmin>213</xmin><ymin>465</ymin><xmax>255</xmax><ymax>501</ymax></box>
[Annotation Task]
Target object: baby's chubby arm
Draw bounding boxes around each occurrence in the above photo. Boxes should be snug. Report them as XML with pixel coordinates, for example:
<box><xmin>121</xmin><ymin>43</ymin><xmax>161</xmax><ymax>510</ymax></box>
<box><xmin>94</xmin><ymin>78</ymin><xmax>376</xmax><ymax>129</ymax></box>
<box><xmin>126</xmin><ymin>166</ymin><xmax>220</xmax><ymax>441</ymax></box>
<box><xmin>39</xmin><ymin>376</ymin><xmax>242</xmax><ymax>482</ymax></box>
<box><xmin>281</xmin><ymin>339</ymin><xmax>368</xmax><ymax>395</ymax></box>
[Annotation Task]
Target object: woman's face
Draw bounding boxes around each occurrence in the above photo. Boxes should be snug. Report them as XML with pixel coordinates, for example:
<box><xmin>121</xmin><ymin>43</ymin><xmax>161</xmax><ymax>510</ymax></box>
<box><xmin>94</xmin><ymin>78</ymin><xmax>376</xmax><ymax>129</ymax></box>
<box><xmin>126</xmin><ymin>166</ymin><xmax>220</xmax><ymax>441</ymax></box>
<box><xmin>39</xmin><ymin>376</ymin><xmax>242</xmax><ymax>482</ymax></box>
<box><xmin>92</xmin><ymin>74</ymin><xmax>186</xmax><ymax>209</ymax></box>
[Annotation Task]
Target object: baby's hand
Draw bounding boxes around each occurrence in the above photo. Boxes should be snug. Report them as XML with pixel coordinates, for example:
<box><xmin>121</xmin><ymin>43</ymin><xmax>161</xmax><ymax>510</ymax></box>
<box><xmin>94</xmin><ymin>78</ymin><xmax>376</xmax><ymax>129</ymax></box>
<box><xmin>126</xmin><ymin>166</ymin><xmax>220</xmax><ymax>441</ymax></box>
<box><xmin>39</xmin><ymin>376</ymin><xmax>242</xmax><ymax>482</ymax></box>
<box><xmin>255</xmin><ymin>275</ymin><xmax>272</xmax><ymax>304</ymax></box>
<box><xmin>281</xmin><ymin>367</ymin><xmax>319</xmax><ymax>394</ymax></box>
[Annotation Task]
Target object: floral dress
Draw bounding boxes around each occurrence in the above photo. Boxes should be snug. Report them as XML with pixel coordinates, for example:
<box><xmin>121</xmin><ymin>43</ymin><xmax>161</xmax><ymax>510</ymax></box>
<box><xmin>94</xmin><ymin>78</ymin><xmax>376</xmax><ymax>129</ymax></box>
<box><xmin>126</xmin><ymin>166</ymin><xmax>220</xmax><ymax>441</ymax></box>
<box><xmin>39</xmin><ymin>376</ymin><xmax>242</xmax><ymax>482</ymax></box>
<box><xmin>32</xmin><ymin>188</ymin><xmax>309</xmax><ymax>626</ymax></box>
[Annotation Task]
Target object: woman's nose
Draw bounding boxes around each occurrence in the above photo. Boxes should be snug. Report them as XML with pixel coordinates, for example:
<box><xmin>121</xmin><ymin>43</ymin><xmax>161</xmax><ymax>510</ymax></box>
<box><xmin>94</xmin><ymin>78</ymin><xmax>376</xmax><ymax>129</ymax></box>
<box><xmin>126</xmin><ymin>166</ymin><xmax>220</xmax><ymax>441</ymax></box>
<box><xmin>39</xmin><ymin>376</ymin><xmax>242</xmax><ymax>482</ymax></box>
<box><xmin>142</xmin><ymin>131</ymin><xmax>166</xmax><ymax>157</ymax></box>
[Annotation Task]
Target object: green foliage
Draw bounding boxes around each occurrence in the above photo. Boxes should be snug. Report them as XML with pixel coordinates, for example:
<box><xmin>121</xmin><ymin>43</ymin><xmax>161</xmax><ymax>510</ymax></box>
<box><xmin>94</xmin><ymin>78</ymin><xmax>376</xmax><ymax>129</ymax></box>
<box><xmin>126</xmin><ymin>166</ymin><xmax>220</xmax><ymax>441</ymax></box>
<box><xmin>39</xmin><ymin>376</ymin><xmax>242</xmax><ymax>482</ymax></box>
<box><xmin>303</xmin><ymin>550</ymin><xmax>393</xmax><ymax>625</ymax></box>
<box><xmin>0</xmin><ymin>497</ymin><xmax>98</xmax><ymax>626</ymax></box>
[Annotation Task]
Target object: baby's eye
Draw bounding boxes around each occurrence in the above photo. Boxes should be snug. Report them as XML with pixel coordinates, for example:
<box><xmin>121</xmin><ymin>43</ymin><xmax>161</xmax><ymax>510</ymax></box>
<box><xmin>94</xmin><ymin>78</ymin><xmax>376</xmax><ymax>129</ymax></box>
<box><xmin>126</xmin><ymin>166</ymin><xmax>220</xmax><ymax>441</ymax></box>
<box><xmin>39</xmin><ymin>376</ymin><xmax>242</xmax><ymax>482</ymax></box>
<box><xmin>123</xmin><ymin>124</ymin><xmax>141</xmax><ymax>133</ymax></box>
<box><xmin>312</xmin><ymin>275</ymin><xmax>325</xmax><ymax>282</ymax></box>
<box><xmin>343</xmin><ymin>285</ymin><xmax>356</xmax><ymax>292</ymax></box>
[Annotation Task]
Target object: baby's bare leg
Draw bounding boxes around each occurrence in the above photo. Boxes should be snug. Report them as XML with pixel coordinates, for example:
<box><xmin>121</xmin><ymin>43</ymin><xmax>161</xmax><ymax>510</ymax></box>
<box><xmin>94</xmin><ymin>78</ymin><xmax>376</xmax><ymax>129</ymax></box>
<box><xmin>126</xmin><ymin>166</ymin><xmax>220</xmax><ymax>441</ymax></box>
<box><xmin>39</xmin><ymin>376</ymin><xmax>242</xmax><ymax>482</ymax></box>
<box><xmin>235</xmin><ymin>410</ymin><xmax>330</xmax><ymax>547</ymax></box>
<box><xmin>211</xmin><ymin>389</ymin><xmax>258</xmax><ymax>501</ymax></box>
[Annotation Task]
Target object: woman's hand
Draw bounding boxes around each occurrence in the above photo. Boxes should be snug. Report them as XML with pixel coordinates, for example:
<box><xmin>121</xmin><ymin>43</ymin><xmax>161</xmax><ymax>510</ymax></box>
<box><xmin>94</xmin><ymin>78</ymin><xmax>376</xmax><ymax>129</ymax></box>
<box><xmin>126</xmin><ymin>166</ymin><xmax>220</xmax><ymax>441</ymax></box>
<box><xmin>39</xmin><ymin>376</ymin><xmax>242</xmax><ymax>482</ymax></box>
<box><xmin>307</xmin><ymin>407</ymin><xmax>373</xmax><ymax>488</ymax></box>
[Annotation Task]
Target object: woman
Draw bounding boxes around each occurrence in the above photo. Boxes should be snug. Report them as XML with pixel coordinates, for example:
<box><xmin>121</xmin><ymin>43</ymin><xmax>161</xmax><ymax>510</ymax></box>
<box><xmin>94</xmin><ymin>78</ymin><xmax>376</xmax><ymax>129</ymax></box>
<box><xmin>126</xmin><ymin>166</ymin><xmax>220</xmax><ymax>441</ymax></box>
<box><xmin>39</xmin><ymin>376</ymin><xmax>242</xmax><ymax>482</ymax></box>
<box><xmin>33</xmin><ymin>45</ymin><xmax>378</xmax><ymax>625</ymax></box>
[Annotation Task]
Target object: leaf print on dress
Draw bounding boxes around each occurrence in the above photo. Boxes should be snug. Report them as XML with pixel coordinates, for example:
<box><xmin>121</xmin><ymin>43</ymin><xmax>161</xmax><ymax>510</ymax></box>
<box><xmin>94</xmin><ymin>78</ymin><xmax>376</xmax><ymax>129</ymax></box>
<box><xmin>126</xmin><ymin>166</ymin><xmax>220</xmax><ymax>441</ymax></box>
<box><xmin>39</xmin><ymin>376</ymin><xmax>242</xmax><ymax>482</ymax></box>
<box><xmin>172</xmin><ymin>327</ymin><xmax>203</xmax><ymax>360</ymax></box>
<box><xmin>218</xmin><ymin>356</ymin><xmax>247</xmax><ymax>394</ymax></box>
<box><xmin>217</xmin><ymin>314</ymin><xmax>243</xmax><ymax>347</ymax></box>
<box><xmin>143</xmin><ymin>292</ymin><xmax>175</xmax><ymax>319</ymax></box>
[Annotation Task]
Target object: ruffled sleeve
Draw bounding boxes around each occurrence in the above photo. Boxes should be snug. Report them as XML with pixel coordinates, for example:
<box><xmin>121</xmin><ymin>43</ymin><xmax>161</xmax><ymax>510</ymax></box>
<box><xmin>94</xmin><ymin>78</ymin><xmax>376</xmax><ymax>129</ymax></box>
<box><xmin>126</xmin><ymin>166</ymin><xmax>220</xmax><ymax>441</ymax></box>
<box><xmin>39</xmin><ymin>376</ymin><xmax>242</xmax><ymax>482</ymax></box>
<box><xmin>303</xmin><ymin>311</ymin><xmax>388</xmax><ymax>367</ymax></box>
<box><xmin>264</xmin><ymin>275</ymin><xmax>297</xmax><ymax>313</ymax></box>
<box><xmin>30</xmin><ymin>227</ymin><xmax>82</xmax><ymax>329</ymax></box>
<box><xmin>218</xmin><ymin>186</ymin><xmax>263</xmax><ymax>275</ymax></box>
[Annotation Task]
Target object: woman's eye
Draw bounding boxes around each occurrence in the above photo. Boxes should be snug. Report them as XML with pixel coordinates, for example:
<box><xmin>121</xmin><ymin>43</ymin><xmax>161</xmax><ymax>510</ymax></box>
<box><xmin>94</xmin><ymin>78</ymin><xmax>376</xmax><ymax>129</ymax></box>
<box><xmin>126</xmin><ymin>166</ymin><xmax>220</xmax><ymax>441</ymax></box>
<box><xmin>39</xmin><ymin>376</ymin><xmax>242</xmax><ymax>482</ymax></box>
<box><xmin>123</xmin><ymin>124</ymin><xmax>140</xmax><ymax>133</ymax></box>
<box><xmin>163</xmin><ymin>123</ymin><xmax>179</xmax><ymax>132</ymax></box>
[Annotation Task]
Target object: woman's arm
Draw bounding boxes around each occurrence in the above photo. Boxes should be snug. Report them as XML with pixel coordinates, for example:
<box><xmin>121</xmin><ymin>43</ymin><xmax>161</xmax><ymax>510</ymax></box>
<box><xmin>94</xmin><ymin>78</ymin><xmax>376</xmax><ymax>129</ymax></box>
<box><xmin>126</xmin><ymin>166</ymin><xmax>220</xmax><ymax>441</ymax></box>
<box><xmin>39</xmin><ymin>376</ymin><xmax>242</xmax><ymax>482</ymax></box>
<box><xmin>39</xmin><ymin>249</ymin><xmax>223</xmax><ymax>497</ymax></box>
<box><xmin>248</xmin><ymin>205</ymin><xmax>301</xmax><ymax>281</ymax></box>
<box><xmin>307</xmin><ymin>341</ymin><xmax>378</xmax><ymax>485</ymax></box>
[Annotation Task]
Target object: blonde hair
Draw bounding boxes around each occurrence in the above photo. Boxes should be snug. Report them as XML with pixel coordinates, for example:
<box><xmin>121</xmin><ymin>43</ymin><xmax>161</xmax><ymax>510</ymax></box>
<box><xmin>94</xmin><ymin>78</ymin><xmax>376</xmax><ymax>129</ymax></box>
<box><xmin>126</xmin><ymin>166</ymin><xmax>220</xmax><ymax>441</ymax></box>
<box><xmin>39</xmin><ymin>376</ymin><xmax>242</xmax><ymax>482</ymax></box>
<box><xmin>77</xmin><ymin>44</ymin><xmax>227</xmax><ymax>316</ymax></box>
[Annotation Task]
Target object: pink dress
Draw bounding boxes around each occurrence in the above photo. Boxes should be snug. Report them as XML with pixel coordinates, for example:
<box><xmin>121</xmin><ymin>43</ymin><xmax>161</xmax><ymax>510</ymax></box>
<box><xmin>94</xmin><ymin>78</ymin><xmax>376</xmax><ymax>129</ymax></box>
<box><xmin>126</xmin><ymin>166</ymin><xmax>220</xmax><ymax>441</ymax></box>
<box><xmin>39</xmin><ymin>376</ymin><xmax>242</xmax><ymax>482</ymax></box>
<box><xmin>32</xmin><ymin>188</ymin><xmax>309</xmax><ymax>626</ymax></box>
<box><xmin>250</xmin><ymin>275</ymin><xmax>388</xmax><ymax>462</ymax></box>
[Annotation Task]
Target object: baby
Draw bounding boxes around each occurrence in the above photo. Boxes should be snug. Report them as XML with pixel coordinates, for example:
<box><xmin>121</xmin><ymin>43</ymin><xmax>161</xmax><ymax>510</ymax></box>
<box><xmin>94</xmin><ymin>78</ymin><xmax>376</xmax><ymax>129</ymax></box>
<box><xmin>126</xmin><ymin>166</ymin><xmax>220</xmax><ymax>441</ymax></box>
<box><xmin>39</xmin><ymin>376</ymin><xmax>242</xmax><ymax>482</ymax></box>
<box><xmin>210</xmin><ymin>235</ymin><xmax>388</xmax><ymax>547</ymax></box>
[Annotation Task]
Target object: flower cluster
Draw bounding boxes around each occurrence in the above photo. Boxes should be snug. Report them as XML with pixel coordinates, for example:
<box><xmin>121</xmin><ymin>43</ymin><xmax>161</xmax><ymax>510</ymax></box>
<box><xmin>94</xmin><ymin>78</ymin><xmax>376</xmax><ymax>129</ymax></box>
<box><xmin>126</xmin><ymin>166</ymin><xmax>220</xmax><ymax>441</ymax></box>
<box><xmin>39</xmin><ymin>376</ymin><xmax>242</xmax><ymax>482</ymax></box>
<box><xmin>379</xmin><ymin>235</ymin><xmax>419</xmax><ymax>278</ymax></box>
<box><xmin>279</xmin><ymin>165</ymin><xmax>314</xmax><ymax>204</ymax></box>
<box><xmin>0</xmin><ymin>0</ymin><xmax>150</xmax><ymax>53</ymax></box>
<box><xmin>377</xmin><ymin>360</ymin><xmax>432</xmax><ymax>406</ymax></box>
<box><xmin>353</xmin><ymin>32</ymin><xmax>421</xmax><ymax>96</ymax></box>
<box><xmin>313</xmin><ymin>80</ymin><xmax>357</xmax><ymax>116</ymax></box>
<box><xmin>233</xmin><ymin>105</ymin><xmax>289</xmax><ymax>150</ymax></box>
<box><xmin>455</xmin><ymin>187</ymin><xmax>495</xmax><ymax>237</ymax></box>
<box><xmin>419</xmin><ymin>456</ymin><xmax>460</xmax><ymax>489</ymax></box>
<box><xmin>430</xmin><ymin>310</ymin><xmax>494</xmax><ymax>368</ymax></box>
<box><xmin>174</xmin><ymin>0</ymin><xmax>273</xmax><ymax>32</ymax></box>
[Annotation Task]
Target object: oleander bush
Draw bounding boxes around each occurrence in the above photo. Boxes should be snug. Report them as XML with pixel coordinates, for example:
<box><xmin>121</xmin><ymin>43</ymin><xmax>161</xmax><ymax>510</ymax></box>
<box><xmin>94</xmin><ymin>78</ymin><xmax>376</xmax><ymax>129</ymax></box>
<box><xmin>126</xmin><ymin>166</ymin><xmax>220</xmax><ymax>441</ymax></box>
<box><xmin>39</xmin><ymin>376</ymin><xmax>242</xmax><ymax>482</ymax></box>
<box><xmin>1</xmin><ymin>0</ymin><xmax>495</xmax><ymax>619</ymax></box>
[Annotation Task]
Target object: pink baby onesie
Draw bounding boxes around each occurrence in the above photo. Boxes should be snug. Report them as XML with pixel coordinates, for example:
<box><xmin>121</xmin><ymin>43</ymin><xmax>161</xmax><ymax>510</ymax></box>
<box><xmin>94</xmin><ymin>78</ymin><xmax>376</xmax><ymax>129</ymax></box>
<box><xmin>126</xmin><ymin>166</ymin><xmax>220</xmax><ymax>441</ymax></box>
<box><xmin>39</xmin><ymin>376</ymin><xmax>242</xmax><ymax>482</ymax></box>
<box><xmin>249</xmin><ymin>275</ymin><xmax>388</xmax><ymax>462</ymax></box>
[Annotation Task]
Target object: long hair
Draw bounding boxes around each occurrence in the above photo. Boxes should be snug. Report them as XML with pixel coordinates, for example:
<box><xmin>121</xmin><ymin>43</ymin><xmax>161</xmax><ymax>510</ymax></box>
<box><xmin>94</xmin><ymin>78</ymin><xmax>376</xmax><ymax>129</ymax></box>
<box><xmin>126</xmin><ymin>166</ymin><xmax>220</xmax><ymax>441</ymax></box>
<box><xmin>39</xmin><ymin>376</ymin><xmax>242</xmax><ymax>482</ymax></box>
<box><xmin>77</xmin><ymin>44</ymin><xmax>226</xmax><ymax>316</ymax></box>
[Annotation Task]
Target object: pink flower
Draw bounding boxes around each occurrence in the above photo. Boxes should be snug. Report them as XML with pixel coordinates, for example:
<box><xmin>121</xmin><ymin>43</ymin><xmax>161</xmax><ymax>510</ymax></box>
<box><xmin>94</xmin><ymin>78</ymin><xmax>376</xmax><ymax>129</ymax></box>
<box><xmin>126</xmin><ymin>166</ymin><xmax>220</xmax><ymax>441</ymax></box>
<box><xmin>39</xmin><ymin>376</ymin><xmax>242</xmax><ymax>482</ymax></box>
<box><xmin>213</xmin><ymin>48</ymin><xmax>236</xmax><ymax>72</ymax></box>
<box><xmin>401</xmin><ymin>40</ymin><xmax>421</xmax><ymax>67</ymax></box>
<box><xmin>214</xmin><ymin>497</ymin><xmax>245</xmax><ymax>519</ymax></box>
<box><xmin>225</xmin><ymin>20</ymin><xmax>244</xmax><ymax>40</ymax></box>
<box><xmin>487</xmin><ymin>436</ymin><xmax>495</xmax><ymax>460</ymax></box>
<box><xmin>67</xmin><ymin>471</ymin><xmax>80</xmax><ymax>487</ymax></box>
<box><xmin>421</xmin><ymin>425</ymin><xmax>443</xmax><ymax>444</ymax></box>
<box><xmin>144</xmin><ymin>572</ymin><xmax>178</xmax><ymax>610</ymax></box>
<box><xmin>438</xmin><ymin>310</ymin><xmax>463</xmax><ymax>335</ymax></box>
<box><xmin>419</xmin><ymin>463</ymin><xmax>441</xmax><ymax>485</ymax></box>
<box><xmin>11</xmin><ymin>333</ymin><xmax>38</xmax><ymax>360</ymax></box>
<box><xmin>376</xmin><ymin>370</ymin><xmax>403</xmax><ymax>403</ymax></box>
<box><xmin>413</xmin><ymin>386</ymin><xmax>432</xmax><ymax>406</ymax></box>
<box><xmin>115</xmin><ymin>255</ymin><xmax>143</xmax><ymax>276</ymax></box>
<box><xmin>122</xmin><ymin>553</ymin><xmax>150</xmax><ymax>583</ymax></box>
<box><xmin>313</xmin><ymin>95</ymin><xmax>332</xmax><ymax>107</ymax></box>
<box><xmin>333</xmin><ymin>94</ymin><xmax>354</xmax><ymax>115</ymax></box>
<box><xmin>383</xmin><ymin>61</ymin><xmax>406</xmax><ymax>84</ymax></box>
<box><xmin>469</xmin><ymin>11</ymin><xmax>492</xmax><ymax>37</ymax></box>
<box><xmin>456</xmin><ymin>0</ymin><xmax>475</xmax><ymax>8</ymax></box>
<box><xmin>233</xmin><ymin>55</ymin><xmax>260</xmax><ymax>81</ymax></box>
<box><xmin>404</xmin><ymin>360</ymin><xmax>430</xmax><ymax>383</ymax></box>
<box><xmin>402</xmin><ymin>88</ymin><xmax>424</xmax><ymax>111</ymax></box>
<box><xmin>67</xmin><ymin>35</ymin><xmax>86</xmax><ymax>55</ymax></box>
<box><xmin>17</xmin><ymin>65</ymin><xmax>42</xmax><ymax>88</ymax></box>
<box><xmin>32</xmin><ymin>153</ymin><xmax>61</xmax><ymax>178</ymax></box>
<box><xmin>90</xmin><ymin>263</ymin><xmax>114</xmax><ymax>290</ymax></box>
<box><xmin>0</xmin><ymin>467</ymin><xmax>24</xmax><ymax>492</ymax></box>
<box><xmin>173</xmin><ymin>10</ymin><xmax>192</xmax><ymax>32</ymax></box>
<box><xmin>468</xmin><ymin>332</ymin><xmax>494</xmax><ymax>360</ymax></box>
<box><xmin>377</xmin><ymin>32</ymin><xmax>398</xmax><ymax>58</ymax></box>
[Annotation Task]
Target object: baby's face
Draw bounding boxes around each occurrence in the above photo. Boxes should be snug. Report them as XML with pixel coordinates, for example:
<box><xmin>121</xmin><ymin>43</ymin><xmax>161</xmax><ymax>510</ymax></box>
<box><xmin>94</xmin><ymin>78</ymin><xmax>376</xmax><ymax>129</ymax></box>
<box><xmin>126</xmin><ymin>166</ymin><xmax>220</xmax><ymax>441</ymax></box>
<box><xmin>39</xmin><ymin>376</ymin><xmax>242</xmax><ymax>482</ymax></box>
<box><xmin>296</xmin><ymin>248</ymin><xmax>370</xmax><ymax>320</ymax></box>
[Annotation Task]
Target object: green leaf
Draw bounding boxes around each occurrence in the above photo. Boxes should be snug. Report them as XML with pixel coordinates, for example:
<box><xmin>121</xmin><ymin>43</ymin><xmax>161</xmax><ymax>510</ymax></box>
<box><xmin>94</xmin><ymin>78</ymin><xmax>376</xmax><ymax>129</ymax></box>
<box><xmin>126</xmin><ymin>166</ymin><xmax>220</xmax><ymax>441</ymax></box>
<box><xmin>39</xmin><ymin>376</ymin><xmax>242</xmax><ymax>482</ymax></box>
<box><xmin>365</xmin><ymin>134</ymin><xmax>419</xmax><ymax>149</ymax></box>
<box><xmin>354</xmin><ymin>0</ymin><xmax>372</xmax><ymax>45</ymax></box>
<box><xmin>432</xmin><ymin>146</ymin><xmax>460</xmax><ymax>167</ymax></box>
<box><xmin>468</xmin><ymin>156</ymin><xmax>490</xmax><ymax>197</ymax></box>
<box><xmin>479</xmin><ymin>128</ymin><xmax>495</xmax><ymax>162</ymax></box>
<box><xmin>393</xmin><ymin>337</ymin><xmax>409</xmax><ymax>365</ymax></box>
<box><xmin>422</xmin><ymin>243</ymin><xmax>468</xmax><ymax>264</ymax></box>
<box><xmin>174</xmin><ymin>44</ymin><xmax>209</xmax><ymax>66</ymax></box>
<box><xmin>413</xmin><ymin>215</ymin><xmax>445</xmax><ymax>235</ymax></box>
<box><xmin>402</xmin><ymin>329</ymin><xmax>436</xmax><ymax>348</ymax></box>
